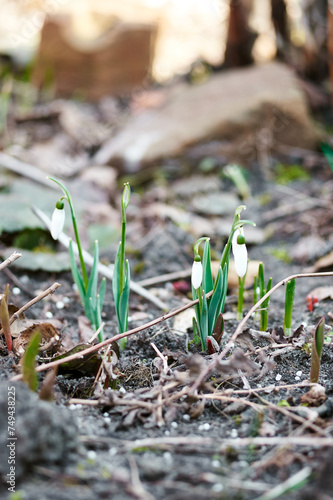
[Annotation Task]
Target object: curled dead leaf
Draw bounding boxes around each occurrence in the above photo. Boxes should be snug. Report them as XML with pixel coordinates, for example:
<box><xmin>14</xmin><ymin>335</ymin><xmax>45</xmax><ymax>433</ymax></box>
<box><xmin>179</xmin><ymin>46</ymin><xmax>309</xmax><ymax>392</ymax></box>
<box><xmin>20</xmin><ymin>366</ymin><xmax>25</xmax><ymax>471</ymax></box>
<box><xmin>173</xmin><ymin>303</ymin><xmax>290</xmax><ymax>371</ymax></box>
<box><xmin>15</xmin><ymin>322</ymin><xmax>61</xmax><ymax>357</ymax></box>
<box><xmin>299</xmin><ymin>384</ymin><xmax>326</xmax><ymax>407</ymax></box>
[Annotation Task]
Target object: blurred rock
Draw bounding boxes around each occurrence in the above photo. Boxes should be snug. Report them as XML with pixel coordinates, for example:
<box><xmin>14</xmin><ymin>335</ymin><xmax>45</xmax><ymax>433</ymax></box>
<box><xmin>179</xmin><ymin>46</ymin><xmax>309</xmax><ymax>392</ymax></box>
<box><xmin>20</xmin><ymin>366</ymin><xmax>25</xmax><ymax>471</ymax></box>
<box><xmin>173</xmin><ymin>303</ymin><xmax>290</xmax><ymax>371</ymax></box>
<box><xmin>0</xmin><ymin>381</ymin><xmax>77</xmax><ymax>481</ymax></box>
<box><xmin>95</xmin><ymin>62</ymin><xmax>321</xmax><ymax>171</ymax></box>
<box><xmin>32</xmin><ymin>16</ymin><xmax>157</xmax><ymax>101</ymax></box>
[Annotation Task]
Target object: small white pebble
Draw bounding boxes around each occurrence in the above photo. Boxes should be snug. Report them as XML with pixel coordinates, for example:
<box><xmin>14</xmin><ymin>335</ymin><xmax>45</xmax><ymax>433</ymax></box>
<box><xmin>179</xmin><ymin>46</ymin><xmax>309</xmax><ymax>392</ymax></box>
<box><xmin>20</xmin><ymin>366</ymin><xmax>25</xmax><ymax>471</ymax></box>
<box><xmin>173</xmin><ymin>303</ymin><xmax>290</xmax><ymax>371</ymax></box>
<box><xmin>212</xmin><ymin>484</ymin><xmax>224</xmax><ymax>493</ymax></box>
<box><xmin>109</xmin><ymin>447</ymin><xmax>117</xmax><ymax>456</ymax></box>
<box><xmin>103</xmin><ymin>412</ymin><xmax>109</xmax><ymax>417</ymax></box>
<box><xmin>275</xmin><ymin>374</ymin><xmax>282</xmax><ymax>381</ymax></box>
<box><xmin>72</xmin><ymin>283</ymin><xmax>78</xmax><ymax>291</ymax></box>
<box><xmin>20</xmin><ymin>275</ymin><xmax>29</xmax><ymax>284</ymax></box>
<box><xmin>198</xmin><ymin>423</ymin><xmax>211</xmax><ymax>431</ymax></box>
<box><xmin>119</xmin><ymin>387</ymin><xmax>126</xmax><ymax>394</ymax></box>
<box><xmin>295</xmin><ymin>376</ymin><xmax>300</xmax><ymax>381</ymax></box>
<box><xmin>212</xmin><ymin>460</ymin><xmax>220</xmax><ymax>468</ymax></box>
<box><xmin>63</xmin><ymin>296</ymin><xmax>70</xmax><ymax>304</ymax></box>
<box><xmin>68</xmin><ymin>404</ymin><xmax>82</xmax><ymax>411</ymax></box>
<box><xmin>12</xmin><ymin>287</ymin><xmax>21</xmax><ymax>295</ymax></box>
<box><xmin>171</xmin><ymin>421</ymin><xmax>178</xmax><ymax>429</ymax></box>
<box><xmin>230</xmin><ymin>429</ymin><xmax>238</xmax><ymax>438</ymax></box>
<box><xmin>56</xmin><ymin>301</ymin><xmax>65</xmax><ymax>310</ymax></box>
<box><xmin>45</xmin><ymin>311</ymin><xmax>53</xmax><ymax>319</ymax></box>
<box><xmin>87</xmin><ymin>450</ymin><xmax>96</xmax><ymax>461</ymax></box>
<box><xmin>164</xmin><ymin>430</ymin><xmax>170</xmax><ymax>436</ymax></box>
<box><xmin>104</xmin><ymin>417</ymin><xmax>111</xmax><ymax>424</ymax></box>
<box><xmin>163</xmin><ymin>452</ymin><xmax>173</xmax><ymax>464</ymax></box>
<box><xmin>296</xmin><ymin>370</ymin><xmax>302</xmax><ymax>377</ymax></box>
<box><xmin>183</xmin><ymin>414</ymin><xmax>190</xmax><ymax>422</ymax></box>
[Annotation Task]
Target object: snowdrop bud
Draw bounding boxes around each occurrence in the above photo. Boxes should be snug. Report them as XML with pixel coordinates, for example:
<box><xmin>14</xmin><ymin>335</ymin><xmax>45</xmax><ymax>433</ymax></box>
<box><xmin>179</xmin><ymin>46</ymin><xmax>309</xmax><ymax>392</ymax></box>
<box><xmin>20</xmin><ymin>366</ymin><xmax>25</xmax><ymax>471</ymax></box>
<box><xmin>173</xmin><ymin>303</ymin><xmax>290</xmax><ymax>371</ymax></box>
<box><xmin>122</xmin><ymin>183</ymin><xmax>131</xmax><ymax>211</ymax></box>
<box><xmin>232</xmin><ymin>227</ymin><xmax>248</xmax><ymax>278</ymax></box>
<box><xmin>191</xmin><ymin>258</ymin><xmax>203</xmax><ymax>290</ymax></box>
<box><xmin>50</xmin><ymin>200</ymin><xmax>65</xmax><ymax>240</ymax></box>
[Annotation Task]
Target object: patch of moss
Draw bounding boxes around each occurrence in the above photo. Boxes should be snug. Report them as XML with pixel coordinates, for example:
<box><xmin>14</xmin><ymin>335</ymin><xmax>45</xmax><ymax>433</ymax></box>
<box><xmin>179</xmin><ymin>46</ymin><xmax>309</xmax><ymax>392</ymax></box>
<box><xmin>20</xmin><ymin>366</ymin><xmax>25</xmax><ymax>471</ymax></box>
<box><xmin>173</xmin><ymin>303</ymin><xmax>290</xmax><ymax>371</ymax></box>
<box><xmin>274</xmin><ymin>163</ymin><xmax>310</xmax><ymax>185</ymax></box>
<box><xmin>267</xmin><ymin>247</ymin><xmax>292</xmax><ymax>264</ymax></box>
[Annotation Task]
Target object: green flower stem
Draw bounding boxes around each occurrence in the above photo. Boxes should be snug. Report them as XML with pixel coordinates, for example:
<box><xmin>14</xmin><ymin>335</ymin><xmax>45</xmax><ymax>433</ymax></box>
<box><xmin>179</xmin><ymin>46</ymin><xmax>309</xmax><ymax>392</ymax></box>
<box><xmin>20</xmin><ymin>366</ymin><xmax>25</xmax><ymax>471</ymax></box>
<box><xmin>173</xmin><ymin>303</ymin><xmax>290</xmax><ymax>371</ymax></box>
<box><xmin>48</xmin><ymin>177</ymin><xmax>88</xmax><ymax>289</ymax></box>
<box><xmin>283</xmin><ymin>278</ymin><xmax>296</xmax><ymax>336</ymax></box>
<box><xmin>119</xmin><ymin>219</ymin><xmax>126</xmax><ymax>294</ymax></box>
<box><xmin>237</xmin><ymin>275</ymin><xmax>245</xmax><ymax>321</ymax></box>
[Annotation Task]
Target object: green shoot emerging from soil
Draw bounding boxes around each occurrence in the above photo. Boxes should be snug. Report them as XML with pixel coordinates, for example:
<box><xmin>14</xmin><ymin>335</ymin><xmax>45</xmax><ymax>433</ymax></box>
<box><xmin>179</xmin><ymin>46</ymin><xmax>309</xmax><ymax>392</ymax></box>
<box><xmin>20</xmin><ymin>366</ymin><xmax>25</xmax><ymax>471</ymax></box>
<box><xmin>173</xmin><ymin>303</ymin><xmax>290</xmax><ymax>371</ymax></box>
<box><xmin>0</xmin><ymin>284</ymin><xmax>12</xmax><ymax>351</ymax></box>
<box><xmin>283</xmin><ymin>278</ymin><xmax>296</xmax><ymax>336</ymax></box>
<box><xmin>48</xmin><ymin>177</ymin><xmax>106</xmax><ymax>341</ymax></box>
<box><xmin>113</xmin><ymin>183</ymin><xmax>131</xmax><ymax>350</ymax></box>
<box><xmin>310</xmin><ymin>316</ymin><xmax>325</xmax><ymax>383</ymax></box>
<box><xmin>257</xmin><ymin>262</ymin><xmax>272</xmax><ymax>332</ymax></box>
<box><xmin>22</xmin><ymin>330</ymin><xmax>40</xmax><ymax>392</ymax></box>
<box><xmin>192</xmin><ymin>205</ymin><xmax>255</xmax><ymax>351</ymax></box>
<box><xmin>232</xmin><ymin>226</ymin><xmax>248</xmax><ymax>321</ymax></box>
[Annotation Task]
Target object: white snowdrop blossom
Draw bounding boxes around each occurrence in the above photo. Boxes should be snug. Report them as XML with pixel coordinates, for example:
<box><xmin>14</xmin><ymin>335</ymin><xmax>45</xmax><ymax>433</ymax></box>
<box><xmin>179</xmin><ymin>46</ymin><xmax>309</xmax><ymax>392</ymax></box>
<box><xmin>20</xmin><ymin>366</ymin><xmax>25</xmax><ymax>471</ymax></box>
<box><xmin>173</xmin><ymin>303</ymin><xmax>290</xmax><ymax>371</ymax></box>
<box><xmin>232</xmin><ymin>227</ymin><xmax>248</xmax><ymax>278</ymax></box>
<box><xmin>50</xmin><ymin>201</ymin><xmax>65</xmax><ymax>240</ymax></box>
<box><xmin>191</xmin><ymin>259</ymin><xmax>203</xmax><ymax>289</ymax></box>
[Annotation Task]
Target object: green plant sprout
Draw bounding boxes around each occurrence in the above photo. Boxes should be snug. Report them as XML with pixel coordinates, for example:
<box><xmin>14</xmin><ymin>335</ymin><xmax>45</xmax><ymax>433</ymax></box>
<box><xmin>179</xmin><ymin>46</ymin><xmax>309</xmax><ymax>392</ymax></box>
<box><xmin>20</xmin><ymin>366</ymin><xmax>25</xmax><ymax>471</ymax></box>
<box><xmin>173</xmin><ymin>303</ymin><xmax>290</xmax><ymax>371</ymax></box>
<box><xmin>283</xmin><ymin>278</ymin><xmax>296</xmax><ymax>336</ymax></box>
<box><xmin>48</xmin><ymin>177</ymin><xmax>106</xmax><ymax>342</ymax></box>
<box><xmin>22</xmin><ymin>330</ymin><xmax>40</xmax><ymax>392</ymax></box>
<box><xmin>253</xmin><ymin>275</ymin><xmax>259</xmax><ymax>321</ymax></box>
<box><xmin>113</xmin><ymin>183</ymin><xmax>131</xmax><ymax>350</ymax></box>
<box><xmin>310</xmin><ymin>316</ymin><xmax>325</xmax><ymax>383</ymax></box>
<box><xmin>0</xmin><ymin>284</ymin><xmax>12</xmax><ymax>351</ymax></box>
<box><xmin>192</xmin><ymin>205</ymin><xmax>255</xmax><ymax>352</ymax></box>
<box><xmin>257</xmin><ymin>262</ymin><xmax>272</xmax><ymax>331</ymax></box>
<box><xmin>232</xmin><ymin>226</ymin><xmax>248</xmax><ymax>321</ymax></box>
<box><xmin>321</xmin><ymin>143</ymin><xmax>333</xmax><ymax>172</ymax></box>
<box><xmin>223</xmin><ymin>164</ymin><xmax>251</xmax><ymax>200</ymax></box>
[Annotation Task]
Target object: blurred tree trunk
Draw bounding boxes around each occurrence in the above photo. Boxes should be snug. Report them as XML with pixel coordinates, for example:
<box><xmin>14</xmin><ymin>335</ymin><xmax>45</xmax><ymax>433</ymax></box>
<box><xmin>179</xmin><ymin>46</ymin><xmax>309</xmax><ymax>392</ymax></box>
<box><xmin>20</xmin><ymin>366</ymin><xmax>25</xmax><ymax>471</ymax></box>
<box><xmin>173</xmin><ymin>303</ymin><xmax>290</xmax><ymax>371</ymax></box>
<box><xmin>271</xmin><ymin>0</ymin><xmax>288</xmax><ymax>58</ymax></box>
<box><xmin>224</xmin><ymin>0</ymin><xmax>257</xmax><ymax>68</ymax></box>
<box><xmin>328</xmin><ymin>4</ymin><xmax>333</xmax><ymax>107</ymax></box>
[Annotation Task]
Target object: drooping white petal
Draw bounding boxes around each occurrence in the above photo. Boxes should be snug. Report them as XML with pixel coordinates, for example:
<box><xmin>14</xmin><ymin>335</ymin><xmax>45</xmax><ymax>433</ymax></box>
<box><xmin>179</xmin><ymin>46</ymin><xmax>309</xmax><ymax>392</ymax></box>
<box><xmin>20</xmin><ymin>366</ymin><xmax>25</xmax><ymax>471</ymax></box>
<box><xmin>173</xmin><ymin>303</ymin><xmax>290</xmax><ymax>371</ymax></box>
<box><xmin>191</xmin><ymin>260</ymin><xmax>203</xmax><ymax>289</ymax></box>
<box><xmin>232</xmin><ymin>227</ymin><xmax>248</xmax><ymax>278</ymax></box>
<box><xmin>50</xmin><ymin>207</ymin><xmax>65</xmax><ymax>240</ymax></box>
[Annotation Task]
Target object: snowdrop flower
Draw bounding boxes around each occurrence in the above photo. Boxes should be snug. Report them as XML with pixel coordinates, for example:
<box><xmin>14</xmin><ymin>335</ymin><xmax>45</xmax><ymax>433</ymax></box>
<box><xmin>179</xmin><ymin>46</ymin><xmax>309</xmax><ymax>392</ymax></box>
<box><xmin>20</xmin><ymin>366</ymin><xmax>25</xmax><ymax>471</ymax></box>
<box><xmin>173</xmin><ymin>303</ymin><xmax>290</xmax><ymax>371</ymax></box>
<box><xmin>232</xmin><ymin>227</ymin><xmax>248</xmax><ymax>278</ymax></box>
<box><xmin>191</xmin><ymin>258</ymin><xmax>203</xmax><ymax>290</ymax></box>
<box><xmin>50</xmin><ymin>200</ymin><xmax>65</xmax><ymax>240</ymax></box>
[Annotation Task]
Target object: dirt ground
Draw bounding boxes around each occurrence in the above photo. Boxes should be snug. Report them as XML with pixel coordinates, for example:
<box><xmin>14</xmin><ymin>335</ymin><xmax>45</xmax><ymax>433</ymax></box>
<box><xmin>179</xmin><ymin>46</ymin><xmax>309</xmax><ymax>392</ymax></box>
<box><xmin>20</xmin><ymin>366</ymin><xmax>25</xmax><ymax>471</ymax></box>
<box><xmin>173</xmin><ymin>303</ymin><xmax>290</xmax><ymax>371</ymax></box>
<box><xmin>1</xmin><ymin>142</ymin><xmax>333</xmax><ymax>500</ymax></box>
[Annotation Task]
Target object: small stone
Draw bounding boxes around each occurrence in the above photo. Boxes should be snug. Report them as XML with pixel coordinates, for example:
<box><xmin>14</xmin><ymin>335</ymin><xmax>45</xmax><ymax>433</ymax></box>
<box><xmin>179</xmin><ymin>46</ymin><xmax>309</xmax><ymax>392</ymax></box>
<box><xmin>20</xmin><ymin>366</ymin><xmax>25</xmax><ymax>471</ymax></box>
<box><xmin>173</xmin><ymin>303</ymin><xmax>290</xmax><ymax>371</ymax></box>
<box><xmin>109</xmin><ymin>447</ymin><xmax>117</xmax><ymax>456</ymax></box>
<box><xmin>230</xmin><ymin>429</ymin><xmax>238</xmax><ymax>438</ymax></box>
<box><xmin>198</xmin><ymin>422</ymin><xmax>211</xmax><ymax>431</ymax></box>
<box><xmin>183</xmin><ymin>414</ymin><xmax>190</xmax><ymax>422</ymax></box>
<box><xmin>212</xmin><ymin>460</ymin><xmax>220</xmax><ymax>468</ymax></box>
<box><xmin>171</xmin><ymin>421</ymin><xmax>178</xmax><ymax>429</ymax></box>
<box><xmin>63</xmin><ymin>296</ymin><xmax>70</xmax><ymax>304</ymax></box>
<box><xmin>212</xmin><ymin>483</ymin><xmax>224</xmax><ymax>492</ymax></box>
<box><xmin>163</xmin><ymin>452</ymin><xmax>173</xmax><ymax>464</ymax></box>
<box><xmin>12</xmin><ymin>287</ymin><xmax>21</xmax><ymax>295</ymax></box>
<box><xmin>275</xmin><ymin>374</ymin><xmax>282</xmax><ymax>381</ymax></box>
<box><xmin>296</xmin><ymin>370</ymin><xmax>303</xmax><ymax>377</ymax></box>
<box><xmin>87</xmin><ymin>450</ymin><xmax>96</xmax><ymax>461</ymax></box>
<box><xmin>45</xmin><ymin>311</ymin><xmax>53</xmax><ymax>319</ymax></box>
<box><xmin>295</xmin><ymin>376</ymin><xmax>300</xmax><ymax>381</ymax></box>
<box><xmin>56</xmin><ymin>301</ymin><xmax>65</xmax><ymax>310</ymax></box>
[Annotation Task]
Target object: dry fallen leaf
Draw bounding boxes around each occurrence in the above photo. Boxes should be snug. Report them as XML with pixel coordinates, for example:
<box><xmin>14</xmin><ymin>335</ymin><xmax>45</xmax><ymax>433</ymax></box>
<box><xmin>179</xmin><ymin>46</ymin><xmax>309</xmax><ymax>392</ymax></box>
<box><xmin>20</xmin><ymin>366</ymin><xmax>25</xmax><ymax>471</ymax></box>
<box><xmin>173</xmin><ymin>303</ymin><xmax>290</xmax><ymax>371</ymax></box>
<box><xmin>299</xmin><ymin>384</ymin><xmax>327</xmax><ymax>407</ymax></box>
<box><xmin>14</xmin><ymin>322</ymin><xmax>61</xmax><ymax>357</ymax></box>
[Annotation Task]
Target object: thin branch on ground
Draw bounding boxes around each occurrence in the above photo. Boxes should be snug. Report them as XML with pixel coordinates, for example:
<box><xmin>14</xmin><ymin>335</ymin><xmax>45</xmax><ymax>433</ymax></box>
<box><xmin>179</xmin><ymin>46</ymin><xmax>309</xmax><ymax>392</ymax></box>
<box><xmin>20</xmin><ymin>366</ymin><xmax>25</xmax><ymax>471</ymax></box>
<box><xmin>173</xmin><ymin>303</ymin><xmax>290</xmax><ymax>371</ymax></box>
<box><xmin>10</xmin><ymin>293</ymin><xmax>205</xmax><ymax>381</ymax></box>
<box><xmin>0</xmin><ymin>152</ymin><xmax>59</xmax><ymax>189</ymax></box>
<box><xmin>0</xmin><ymin>282</ymin><xmax>61</xmax><ymax>336</ymax></box>
<box><xmin>137</xmin><ymin>268</ymin><xmax>191</xmax><ymax>287</ymax></box>
<box><xmin>0</xmin><ymin>251</ymin><xmax>22</xmax><ymax>272</ymax></box>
